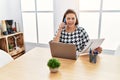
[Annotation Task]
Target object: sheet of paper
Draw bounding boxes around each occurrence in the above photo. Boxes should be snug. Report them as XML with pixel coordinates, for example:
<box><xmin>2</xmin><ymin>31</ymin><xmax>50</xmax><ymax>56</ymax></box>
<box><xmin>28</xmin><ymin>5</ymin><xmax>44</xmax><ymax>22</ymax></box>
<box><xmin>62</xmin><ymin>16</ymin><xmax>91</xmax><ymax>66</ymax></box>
<box><xmin>79</xmin><ymin>38</ymin><xmax>104</xmax><ymax>54</ymax></box>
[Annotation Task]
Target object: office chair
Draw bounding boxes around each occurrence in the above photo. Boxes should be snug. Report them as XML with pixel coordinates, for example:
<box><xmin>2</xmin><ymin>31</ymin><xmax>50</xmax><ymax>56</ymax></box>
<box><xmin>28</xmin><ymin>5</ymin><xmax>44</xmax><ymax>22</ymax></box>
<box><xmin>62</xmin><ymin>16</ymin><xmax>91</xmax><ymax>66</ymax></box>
<box><xmin>0</xmin><ymin>49</ymin><xmax>14</xmax><ymax>68</ymax></box>
<box><xmin>114</xmin><ymin>45</ymin><xmax>120</xmax><ymax>55</ymax></box>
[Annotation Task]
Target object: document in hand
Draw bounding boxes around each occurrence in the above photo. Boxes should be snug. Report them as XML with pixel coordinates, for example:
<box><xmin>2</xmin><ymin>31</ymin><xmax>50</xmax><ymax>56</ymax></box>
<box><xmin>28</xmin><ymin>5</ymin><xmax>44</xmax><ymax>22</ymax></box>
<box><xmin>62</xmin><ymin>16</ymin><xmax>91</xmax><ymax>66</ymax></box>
<box><xmin>80</xmin><ymin>38</ymin><xmax>105</xmax><ymax>54</ymax></box>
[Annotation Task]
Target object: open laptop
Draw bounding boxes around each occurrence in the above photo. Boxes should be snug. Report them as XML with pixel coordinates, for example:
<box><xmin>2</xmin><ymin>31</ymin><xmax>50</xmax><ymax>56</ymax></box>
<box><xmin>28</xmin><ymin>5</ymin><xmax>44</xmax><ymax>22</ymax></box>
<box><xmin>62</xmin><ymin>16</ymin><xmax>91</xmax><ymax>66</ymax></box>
<box><xmin>49</xmin><ymin>41</ymin><xmax>78</xmax><ymax>60</ymax></box>
<box><xmin>49</xmin><ymin>38</ymin><xmax>104</xmax><ymax>60</ymax></box>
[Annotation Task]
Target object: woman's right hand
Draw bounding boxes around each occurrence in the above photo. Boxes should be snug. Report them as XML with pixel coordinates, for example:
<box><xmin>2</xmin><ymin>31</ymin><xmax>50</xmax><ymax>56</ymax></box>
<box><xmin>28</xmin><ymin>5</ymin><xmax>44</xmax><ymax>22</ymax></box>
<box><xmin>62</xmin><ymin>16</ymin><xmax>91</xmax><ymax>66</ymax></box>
<box><xmin>53</xmin><ymin>22</ymin><xmax>65</xmax><ymax>42</ymax></box>
<box><xmin>58</xmin><ymin>22</ymin><xmax>66</xmax><ymax>31</ymax></box>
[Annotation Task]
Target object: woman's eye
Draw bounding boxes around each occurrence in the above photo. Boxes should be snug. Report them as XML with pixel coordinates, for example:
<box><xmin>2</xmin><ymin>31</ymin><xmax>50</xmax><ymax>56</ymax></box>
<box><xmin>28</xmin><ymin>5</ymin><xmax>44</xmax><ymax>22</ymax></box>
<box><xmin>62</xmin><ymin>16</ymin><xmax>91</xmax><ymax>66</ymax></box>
<box><xmin>72</xmin><ymin>18</ymin><xmax>75</xmax><ymax>20</ymax></box>
<box><xmin>67</xmin><ymin>18</ymin><xmax>70</xmax><ymax>20</ymax></box>
<box><xmin>67</xmin><ymin>18</ymin><xmax>75</xmax><ymax>20</ymax></box>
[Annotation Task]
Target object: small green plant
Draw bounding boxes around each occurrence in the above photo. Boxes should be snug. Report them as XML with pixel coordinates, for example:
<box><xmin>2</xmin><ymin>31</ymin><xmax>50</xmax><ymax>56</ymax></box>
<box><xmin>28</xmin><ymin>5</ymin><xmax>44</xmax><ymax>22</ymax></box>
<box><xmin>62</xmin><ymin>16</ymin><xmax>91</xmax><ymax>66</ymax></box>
<box><xmin>47</xmin><ymin>58</ymin><xmax>60</xmax><ymax>69</ymax></box>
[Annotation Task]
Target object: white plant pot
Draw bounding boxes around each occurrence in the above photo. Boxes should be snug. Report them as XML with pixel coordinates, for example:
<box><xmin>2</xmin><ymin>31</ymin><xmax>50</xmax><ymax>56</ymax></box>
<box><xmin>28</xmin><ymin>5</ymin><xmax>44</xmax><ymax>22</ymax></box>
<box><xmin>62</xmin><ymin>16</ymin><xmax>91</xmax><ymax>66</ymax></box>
<box><xmin>49</xmin><ymin>68</ymin><xmax>59</xmax><ymax>73</ymax></box>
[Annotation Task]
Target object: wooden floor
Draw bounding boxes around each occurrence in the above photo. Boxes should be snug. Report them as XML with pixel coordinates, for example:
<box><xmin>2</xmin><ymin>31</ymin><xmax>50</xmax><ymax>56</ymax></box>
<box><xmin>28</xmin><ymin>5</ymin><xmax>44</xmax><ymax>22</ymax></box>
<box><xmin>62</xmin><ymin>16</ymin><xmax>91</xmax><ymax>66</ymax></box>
<box><xmin>25</xmin><ymin>42</ymin><xmax>115</xmax><ymax>55</ymax></box>
<box><xmin>25</xmin><ymin>42</ymin><xmax>49</xmax><ymax>52</ymax></box>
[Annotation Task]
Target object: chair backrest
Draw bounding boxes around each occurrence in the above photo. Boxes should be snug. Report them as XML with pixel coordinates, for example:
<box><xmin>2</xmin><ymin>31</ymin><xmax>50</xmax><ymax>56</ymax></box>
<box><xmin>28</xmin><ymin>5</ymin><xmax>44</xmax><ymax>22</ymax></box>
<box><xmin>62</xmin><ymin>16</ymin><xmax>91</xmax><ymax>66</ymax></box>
<box><xmin>115</xmin><ymin>45</ymin><xmax>120</xmax><ymax>55</ymax></box>
<box><xmin>0</xmin><ymin>49</ymin><xmax>14</xmax><ymax>68</ymax></box>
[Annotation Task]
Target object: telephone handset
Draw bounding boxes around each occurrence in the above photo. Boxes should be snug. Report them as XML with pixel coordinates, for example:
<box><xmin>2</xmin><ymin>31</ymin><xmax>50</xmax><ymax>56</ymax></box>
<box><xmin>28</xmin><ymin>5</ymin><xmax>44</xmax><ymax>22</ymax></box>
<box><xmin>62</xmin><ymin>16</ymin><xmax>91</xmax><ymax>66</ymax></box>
<box><xmin>63</xmin><ymin>18</ymin><xmax>66</xmax><ymax>29</ymax></box>
<box><xmin>63</xmin><ymin>18</ymin><xmax>66</xmax><ymax>24</ymax></box>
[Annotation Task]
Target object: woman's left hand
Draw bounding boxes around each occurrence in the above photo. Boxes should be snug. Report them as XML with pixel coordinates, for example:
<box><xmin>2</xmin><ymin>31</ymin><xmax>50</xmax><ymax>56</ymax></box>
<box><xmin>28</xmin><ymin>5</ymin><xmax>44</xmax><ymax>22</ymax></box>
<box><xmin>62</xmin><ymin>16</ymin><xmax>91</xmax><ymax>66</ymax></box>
<box><xmin>94</xmin><ymin>47</ymin><xmax>102</xmax><ymax>53</ymax></box>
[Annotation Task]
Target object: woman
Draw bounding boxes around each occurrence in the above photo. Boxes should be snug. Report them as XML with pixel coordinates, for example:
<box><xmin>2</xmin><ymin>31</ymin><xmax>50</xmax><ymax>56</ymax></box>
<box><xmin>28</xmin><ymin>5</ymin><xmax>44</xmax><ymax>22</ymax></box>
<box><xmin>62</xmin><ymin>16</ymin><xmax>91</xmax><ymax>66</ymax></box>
<box><xmin>53</xmin><ymin>9</ymin><xmax>102</xmax><ymax>53</ymax></box>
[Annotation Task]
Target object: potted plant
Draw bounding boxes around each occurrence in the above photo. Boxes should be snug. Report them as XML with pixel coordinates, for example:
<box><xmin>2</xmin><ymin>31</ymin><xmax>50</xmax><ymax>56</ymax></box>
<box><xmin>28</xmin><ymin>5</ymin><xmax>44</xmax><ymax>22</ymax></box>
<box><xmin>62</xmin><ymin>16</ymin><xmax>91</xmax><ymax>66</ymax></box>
<box><xmin>47</xmin><ymin>58</ymin><xmax>61</xmax><ymax>73</ymax></box>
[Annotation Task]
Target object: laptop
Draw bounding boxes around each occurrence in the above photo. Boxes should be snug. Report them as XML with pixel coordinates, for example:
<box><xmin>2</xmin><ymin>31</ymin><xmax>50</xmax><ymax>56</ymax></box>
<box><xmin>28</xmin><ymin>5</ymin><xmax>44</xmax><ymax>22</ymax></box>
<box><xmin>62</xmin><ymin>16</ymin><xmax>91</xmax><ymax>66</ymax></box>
<box><xmin>49</xmin><ymin>41</ymin><xmax>78</xmax><ymax>60</ymax></box>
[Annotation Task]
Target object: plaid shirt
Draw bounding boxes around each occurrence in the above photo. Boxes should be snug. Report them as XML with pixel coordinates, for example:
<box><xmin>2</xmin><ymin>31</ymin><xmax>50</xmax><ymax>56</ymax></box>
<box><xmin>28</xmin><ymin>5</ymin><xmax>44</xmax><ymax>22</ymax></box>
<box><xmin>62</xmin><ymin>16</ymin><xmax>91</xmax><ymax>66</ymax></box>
<box><xmin>59</xmin><ymin>26</ymin><xmax>89</xmax><ymax>52</ymax></box>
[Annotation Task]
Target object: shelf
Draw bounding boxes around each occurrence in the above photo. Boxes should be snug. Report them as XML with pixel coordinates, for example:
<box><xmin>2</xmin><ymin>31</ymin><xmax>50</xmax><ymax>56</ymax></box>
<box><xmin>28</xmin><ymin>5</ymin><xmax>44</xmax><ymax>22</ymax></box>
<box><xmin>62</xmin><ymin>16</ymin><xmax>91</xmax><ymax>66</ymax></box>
<box><xmin>0</xmin><ymin>32</ymin><xmax>25</xmax><ymax>59</ymax></box>
<box><xmin>9</xmin><ymin>47</ymin><xmax>25</xmax><ymax>56</ymax></box>
<box><xmin>0</xmin><ymin>32</ymin><xmax>23</xmax><ymax>39</ymax></box>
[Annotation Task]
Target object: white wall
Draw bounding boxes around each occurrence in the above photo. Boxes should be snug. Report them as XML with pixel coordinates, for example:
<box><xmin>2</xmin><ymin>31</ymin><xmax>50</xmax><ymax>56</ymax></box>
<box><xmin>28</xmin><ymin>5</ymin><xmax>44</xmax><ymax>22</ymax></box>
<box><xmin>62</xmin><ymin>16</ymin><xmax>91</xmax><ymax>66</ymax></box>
<box><xmin>0</xmin><ymin>0</ymin><xmax>23</xmax><ymax>31</ymax></box>
<box><xmin>0</xmin><ymin>0</ymin><xmax>79</xmax><ymax>33</ymax></box>
<box><xmin>54</xmin><ymin>0</ymin><xmax>79</xmax><ymax>33</ymax></box>
<box><xmin>0</xmin><ymin>0</ymin><xmax>8</xmax><ymax>20</ymax></box>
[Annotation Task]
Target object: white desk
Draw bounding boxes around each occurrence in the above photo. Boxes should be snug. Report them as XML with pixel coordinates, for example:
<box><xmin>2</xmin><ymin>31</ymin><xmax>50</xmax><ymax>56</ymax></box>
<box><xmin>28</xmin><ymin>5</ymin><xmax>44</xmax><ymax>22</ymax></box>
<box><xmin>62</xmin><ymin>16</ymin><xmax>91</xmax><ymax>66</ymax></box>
<box><xmin>0</xmin><ymin>47</ymin><xmax>120</xmax><ymax>80</ymax></box>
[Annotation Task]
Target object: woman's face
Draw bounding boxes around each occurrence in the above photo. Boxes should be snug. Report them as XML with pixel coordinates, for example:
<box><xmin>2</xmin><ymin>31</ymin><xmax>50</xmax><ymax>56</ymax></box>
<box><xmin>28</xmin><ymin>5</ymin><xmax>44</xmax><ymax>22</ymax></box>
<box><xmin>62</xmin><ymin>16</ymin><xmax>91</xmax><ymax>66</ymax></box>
<box><xmin>65</xmin><ymin>13</ymin><xmax>76</xmax><ymax>27</ymax></box>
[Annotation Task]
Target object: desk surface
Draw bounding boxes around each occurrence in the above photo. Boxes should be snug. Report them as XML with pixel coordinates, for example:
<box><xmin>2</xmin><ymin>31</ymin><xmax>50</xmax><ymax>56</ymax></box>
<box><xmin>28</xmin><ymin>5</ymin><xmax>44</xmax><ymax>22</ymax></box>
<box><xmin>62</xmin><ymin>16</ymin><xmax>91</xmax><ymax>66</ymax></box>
<box><xmin>0</xmin><ymin>47</ymin><xmax>120</xmax><ymax>80</ymax></box>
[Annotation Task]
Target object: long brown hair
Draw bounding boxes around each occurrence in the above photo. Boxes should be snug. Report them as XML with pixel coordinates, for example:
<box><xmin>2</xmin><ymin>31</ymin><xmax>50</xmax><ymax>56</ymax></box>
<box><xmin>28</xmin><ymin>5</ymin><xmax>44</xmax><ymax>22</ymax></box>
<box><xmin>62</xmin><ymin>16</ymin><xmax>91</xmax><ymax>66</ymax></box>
<box><xmin>62</xmin><ymin>9</ymin><xmax>79</xmax><ymax>25</ymax></box>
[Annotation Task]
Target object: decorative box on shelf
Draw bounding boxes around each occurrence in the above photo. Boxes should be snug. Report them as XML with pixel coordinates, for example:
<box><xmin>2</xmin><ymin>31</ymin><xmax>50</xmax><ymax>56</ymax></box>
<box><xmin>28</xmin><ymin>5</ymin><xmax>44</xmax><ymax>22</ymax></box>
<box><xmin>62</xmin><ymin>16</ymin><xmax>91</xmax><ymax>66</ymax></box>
<box><xmin>0</xmin><ymin>32</ymin><xmax>25</xmax><ymax>59</ymax></box>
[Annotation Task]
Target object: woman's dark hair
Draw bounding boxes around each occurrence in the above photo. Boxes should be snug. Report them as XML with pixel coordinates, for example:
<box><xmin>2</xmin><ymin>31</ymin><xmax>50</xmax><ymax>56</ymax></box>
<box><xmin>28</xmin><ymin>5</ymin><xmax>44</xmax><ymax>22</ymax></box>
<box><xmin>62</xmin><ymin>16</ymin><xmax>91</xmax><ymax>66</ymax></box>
<box><xmin>62</xmin><ymin>9</ymin><xmax>79</xmax><ymax>25</ymax></box>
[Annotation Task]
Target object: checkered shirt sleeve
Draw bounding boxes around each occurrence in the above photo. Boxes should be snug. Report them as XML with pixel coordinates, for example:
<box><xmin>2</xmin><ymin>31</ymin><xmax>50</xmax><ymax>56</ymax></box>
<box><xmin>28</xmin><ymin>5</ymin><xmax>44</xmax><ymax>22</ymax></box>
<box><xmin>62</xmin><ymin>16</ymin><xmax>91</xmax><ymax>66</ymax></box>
<box><xmin>59</xmin><ymin>27</ymin><xmax>89</xmax><ymax>52</ymax></box>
